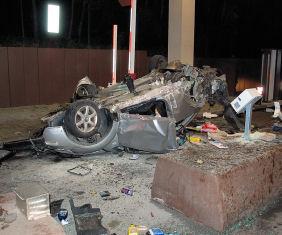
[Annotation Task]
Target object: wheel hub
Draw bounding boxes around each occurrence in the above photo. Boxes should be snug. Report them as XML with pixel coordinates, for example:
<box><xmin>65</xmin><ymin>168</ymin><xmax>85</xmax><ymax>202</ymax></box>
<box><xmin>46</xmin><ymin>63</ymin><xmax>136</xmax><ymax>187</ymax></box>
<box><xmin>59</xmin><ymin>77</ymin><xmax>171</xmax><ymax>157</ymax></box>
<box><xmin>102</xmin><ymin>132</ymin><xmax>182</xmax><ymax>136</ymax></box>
<box><xmin>75</xmin><ymin>105</ymin><xmax>98</xmax><ymax>133</ymax></box>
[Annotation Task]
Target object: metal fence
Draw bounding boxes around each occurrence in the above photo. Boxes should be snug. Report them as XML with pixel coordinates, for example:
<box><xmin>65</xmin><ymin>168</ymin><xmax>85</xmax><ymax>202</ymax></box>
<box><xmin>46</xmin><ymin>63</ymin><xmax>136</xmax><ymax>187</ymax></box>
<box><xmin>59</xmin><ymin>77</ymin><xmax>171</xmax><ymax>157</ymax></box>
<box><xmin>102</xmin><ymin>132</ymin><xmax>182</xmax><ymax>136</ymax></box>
<box><xmin>0</xmin><ymin>47</ymin><xmax>148</xmax><ymax>108</ymax></box>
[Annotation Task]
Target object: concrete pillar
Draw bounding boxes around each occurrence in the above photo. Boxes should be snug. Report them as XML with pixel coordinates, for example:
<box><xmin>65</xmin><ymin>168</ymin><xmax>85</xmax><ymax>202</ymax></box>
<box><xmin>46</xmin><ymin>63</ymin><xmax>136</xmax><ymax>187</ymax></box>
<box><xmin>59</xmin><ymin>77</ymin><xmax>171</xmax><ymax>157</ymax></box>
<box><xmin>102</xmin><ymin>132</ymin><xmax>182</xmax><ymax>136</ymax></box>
<box><xmin>168</xmin><ymin>0</ymin><xmax>195</xmax><ymax>65</ymax></box>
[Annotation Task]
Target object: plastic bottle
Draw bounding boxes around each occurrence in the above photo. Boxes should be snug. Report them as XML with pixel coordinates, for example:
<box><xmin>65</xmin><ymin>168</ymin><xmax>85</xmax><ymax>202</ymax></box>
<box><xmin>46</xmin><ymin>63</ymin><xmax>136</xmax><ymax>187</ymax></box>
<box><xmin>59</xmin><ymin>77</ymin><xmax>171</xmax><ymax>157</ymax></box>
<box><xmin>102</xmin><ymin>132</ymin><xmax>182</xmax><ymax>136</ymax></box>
<box><xmin>121</xmin><ymin>187</ymin><xmax>134</xmax><ymax>196</ymax></box>
<box><xmin>128</xmin><ymin>224</ymin><xmax>148</xmax><ymax>235</ymax></box>
<box><xmin>147</xmin><ymin>228</ymin><xmax>164</xmax><ymax>235</ymax></box>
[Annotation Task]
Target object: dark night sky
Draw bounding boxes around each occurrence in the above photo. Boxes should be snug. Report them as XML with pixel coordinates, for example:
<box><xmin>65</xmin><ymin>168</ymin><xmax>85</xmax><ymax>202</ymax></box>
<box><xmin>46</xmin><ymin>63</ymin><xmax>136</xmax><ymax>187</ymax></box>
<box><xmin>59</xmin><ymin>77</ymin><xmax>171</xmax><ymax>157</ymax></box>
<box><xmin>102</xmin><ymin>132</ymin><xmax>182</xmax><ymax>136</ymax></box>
<box><xmin>195</xmin><ymin>0</ymin><xmax>282</xmax><ymax>58</ymax></box>
<box><xmin>0</xmin><ymin>0</ymin><xmax>282</xmax><ymax>58</ymax></box>
<box><xmin>0</xmin><ymin>0</ymin><xmax>168</xmax><ymax>55</ymax></box>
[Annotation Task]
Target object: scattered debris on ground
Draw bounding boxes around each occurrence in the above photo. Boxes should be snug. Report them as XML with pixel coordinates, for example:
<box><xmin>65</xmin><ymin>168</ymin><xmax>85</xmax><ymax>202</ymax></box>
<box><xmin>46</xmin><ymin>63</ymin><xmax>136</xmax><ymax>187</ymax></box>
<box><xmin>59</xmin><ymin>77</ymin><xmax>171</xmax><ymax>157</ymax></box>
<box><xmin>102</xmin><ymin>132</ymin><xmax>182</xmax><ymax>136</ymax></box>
<box><xmin>70</xmin><ymin>198</ymin><xmax>109</xmax><ymax>234</ymax></box>
<box><xmin>203</xmin><ymin>112</ymin><xmax>218</xmax><ymax>119</ymax></box>
<box><xmin>67</xmin><ymin>163</ymin><xmax>94</xmax><ymax>176</ymax></box>
<box><xmin>0</xmin><ymin>63</ymin><xmax>281</xmax><ymax>234</ymax></box>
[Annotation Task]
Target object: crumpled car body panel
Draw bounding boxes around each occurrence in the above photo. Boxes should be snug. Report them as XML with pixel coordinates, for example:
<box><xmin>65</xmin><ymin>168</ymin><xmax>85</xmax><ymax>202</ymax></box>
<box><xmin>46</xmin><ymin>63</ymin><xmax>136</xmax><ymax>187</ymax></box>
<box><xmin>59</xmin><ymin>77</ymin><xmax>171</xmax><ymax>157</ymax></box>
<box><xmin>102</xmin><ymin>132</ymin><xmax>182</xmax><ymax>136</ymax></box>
<box><xmin>109</xmin><ymin>81</ymin><xmax>202</xmax><ymax>123</ymax></box>
<box><xmin>43</xmin><ymin>121</ymin><xmax>120</xmax><ymax>155</ymax></box>
<box><xmin>118</xmin><ymin>113</ymin><xmax>177</xmax><ymax>153</ymax></box>
<box><xmin>43</xmin><ymin>64</ymin><xmax>229</xmax><ymax>155</ymax></box>
<box><xmin>43</xmin><ymin>114</ymin><xmax>176</xmax><ymax>154</ymax></box>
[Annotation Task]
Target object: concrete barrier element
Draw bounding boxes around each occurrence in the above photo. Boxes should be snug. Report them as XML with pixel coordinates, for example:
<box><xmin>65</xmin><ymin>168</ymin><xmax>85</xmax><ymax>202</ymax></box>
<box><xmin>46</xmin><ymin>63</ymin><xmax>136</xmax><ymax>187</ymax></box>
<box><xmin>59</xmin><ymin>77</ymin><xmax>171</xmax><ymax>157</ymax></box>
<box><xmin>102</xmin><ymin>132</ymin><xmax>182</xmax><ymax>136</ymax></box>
<box><xmin>0</xmin><ymin>192</ymin><xmax>64</xmax><ymax>235</ymax></box>
<box><xmin>151</xmin><ymin>144</ymin><xmax>282</xmax><ymax>231</ymax></box>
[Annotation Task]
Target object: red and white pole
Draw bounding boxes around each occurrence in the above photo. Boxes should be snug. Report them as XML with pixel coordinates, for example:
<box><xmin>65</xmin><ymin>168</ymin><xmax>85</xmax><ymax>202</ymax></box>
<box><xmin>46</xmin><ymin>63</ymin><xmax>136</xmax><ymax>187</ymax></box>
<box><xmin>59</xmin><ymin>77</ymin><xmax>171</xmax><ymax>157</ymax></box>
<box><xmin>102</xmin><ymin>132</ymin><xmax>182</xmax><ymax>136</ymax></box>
<box><xmin>128</xmin><ymin>0</ymin><xmax>137</xmax><ymax>78</ymax></box>
<box><xmin>112</xmin><ymin>24</ymin><xmax>118</xmax><ymax>85</ymax></box>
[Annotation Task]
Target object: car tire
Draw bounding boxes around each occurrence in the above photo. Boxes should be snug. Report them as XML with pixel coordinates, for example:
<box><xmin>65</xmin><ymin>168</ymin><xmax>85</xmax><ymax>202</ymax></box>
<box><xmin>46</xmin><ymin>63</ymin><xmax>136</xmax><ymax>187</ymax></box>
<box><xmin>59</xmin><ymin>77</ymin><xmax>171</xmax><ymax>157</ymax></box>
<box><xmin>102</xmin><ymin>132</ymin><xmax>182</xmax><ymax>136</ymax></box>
<box><xmin>64</xmin><ymin>100</ymin><xmax>102</xmax><ymax>138</ymax></box>
<box><xmin>149</xmin><ymin>55</ymin><xmax>167</xmax><ymax>71</ymax></box>
<box><xmin>75</xmin><ymin>84</ymin><xmax>97</xmax><ymax>100</ymax></box>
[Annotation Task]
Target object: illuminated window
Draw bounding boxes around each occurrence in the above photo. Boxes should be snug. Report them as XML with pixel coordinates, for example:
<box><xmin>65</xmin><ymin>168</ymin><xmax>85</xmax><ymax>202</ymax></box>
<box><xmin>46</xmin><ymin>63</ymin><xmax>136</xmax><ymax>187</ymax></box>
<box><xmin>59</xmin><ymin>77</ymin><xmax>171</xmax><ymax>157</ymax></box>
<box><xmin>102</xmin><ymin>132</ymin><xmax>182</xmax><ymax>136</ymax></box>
<box><xmin>47</xmin><ymin>4</ymin><xmax>60</xmax><ymax>33</ymax></box>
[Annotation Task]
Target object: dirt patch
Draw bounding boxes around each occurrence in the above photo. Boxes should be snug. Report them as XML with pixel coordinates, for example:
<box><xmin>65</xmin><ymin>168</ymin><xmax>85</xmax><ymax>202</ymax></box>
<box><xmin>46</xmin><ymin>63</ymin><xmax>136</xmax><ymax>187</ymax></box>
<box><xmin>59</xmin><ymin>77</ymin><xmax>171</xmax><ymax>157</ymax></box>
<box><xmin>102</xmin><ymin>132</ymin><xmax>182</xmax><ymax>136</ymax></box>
<box><xmin>166</xmin><ymin>141</ymin><xmax>282</xmax><ymax>174</ymax></box>
<box><xmin>0</xmin><ymin>104</ymin><xmax>61</xmax><ymax>142</ymax></box>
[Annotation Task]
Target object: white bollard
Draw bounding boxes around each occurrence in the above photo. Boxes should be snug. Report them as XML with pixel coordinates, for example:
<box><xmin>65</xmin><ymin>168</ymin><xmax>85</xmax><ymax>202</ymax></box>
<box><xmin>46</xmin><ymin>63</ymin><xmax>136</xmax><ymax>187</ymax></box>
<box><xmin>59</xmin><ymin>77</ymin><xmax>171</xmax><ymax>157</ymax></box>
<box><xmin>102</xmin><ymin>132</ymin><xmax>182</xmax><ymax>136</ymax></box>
<box><xmin>112</xmin><ymin>25</ymin><xmax>118</xmax><ymax>85</ymax></box>
<box><xmin>128</xmin><ymin>0</ymin><xmax>137</xmax><ymax>75</ymax></box>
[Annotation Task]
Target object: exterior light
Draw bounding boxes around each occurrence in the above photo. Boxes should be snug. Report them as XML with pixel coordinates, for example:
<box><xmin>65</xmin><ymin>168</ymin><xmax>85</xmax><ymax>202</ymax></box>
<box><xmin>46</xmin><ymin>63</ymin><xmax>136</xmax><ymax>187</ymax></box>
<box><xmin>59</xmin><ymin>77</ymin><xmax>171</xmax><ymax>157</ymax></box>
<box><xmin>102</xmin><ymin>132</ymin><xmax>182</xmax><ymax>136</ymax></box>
<box><xmin>257</xmin><ymin>86</ymin><xmax>263</xmax><ymax>95</ymax></box>
<box><xmin>47</xmin><ymin>4</ymin><xmax>60</xmax><ymax>33</ymax></box>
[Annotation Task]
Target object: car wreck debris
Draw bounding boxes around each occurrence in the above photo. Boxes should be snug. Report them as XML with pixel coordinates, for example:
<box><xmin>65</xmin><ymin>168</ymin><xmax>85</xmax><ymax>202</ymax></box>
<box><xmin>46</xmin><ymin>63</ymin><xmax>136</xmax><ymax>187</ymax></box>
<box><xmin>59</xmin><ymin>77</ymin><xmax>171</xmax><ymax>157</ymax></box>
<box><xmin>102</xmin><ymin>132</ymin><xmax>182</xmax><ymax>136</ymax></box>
<box><xmin>121</xmin><ymin>187</ymin><xmax>134</xmax><ymax>196</ymax></box>
<box><xmin>209</xmin><ymin>140</ymin><xmax>228</xmax><ymax>149</ymax></box>
<box><xmin>0</xmin><ymin>61</ymin><xmax>244</xmax><ymax>157</ymax></box>
<box><xmin>15</xmin><ymin>183</ymin><xmax>50</xmax><ymax>220</ymax></box>
<box><xmin>203</xmin><ymin>112</ymin><xmax>218</xmax><ymax>119</ymax></box>
<box><xmin>39</xmin><ymin>61</ymin><xmax>244</xmax><ymax>156</ymax></box>
<box><xmin>70</xmin><ymin>199</ymin><xmax>108</xmax><ymax>235</ymax></box>
<box><xmin>273</xmin><ymin>101</ymin><xmax>282</xmax><ymax>120</ymax></box>
<box><xmin>128</xmin><ymin>224</ymin><xmax>148</xmax><ymax>234</ymax></box>
<box><xmin>147</xmin><ymin>228</ymin><xmax>165</xmax><ymax>235</ymax></box>
<box><xmin>57</xmin><ymin>209</ymin><xmax>69</xmax><ymax>225</ymax></box>
<box><xmin>99</xmin><ymin>191</ymin><xmax>111</xmax><ymax>198</ymax></box>
<box><xmin>129</xmin><ymin>153</ymin><xmax>140</xmax><ymax>160</ymax></box>
<box><xmin>67</xmin><ymin>163</ymin><xmax>93</xmax><ymax>176</ymax></box>
<box><xmin>273</xmin><ymin>123</ymin><xmax>282</xmax><ymax>132</ymax></box>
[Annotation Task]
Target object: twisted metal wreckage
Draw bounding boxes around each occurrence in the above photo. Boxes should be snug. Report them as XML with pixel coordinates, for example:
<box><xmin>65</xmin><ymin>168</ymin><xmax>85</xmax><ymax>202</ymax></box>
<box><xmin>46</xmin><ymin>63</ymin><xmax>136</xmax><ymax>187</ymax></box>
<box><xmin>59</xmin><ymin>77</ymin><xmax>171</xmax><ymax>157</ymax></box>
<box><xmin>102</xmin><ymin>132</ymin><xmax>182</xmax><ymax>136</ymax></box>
<box><xmin>1</xmin><ymin>61</ymin><xmax>243</xmax><ymax>157</ymax></box>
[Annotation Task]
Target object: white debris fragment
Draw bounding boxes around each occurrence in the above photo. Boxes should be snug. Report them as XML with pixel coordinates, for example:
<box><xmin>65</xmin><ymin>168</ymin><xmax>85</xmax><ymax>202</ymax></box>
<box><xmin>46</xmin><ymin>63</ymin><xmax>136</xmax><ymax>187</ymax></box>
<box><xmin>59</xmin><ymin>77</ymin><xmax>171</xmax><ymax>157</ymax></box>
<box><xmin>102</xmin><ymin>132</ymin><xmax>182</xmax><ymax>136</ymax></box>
<box><xmin>61</xmin><ymin>219</ymin><xmax>69</xmax><ymax>225</ymax></box>
<box><xmin>130</xmin><ymin>154</ymin><xmax>140</xmax><ymax>160</ymax></box>
<box><xmin>265</xmin><ymin>108</ymin><xmax>274</xmax><ymax>113</ymax></box>
<box><xmin>203</xmin><ymin>112</ymin><xmax>218</xmax><ymax>119</ymax></box>
<box><xmin>273</xmin><ymin>101</ymin><xmax>282</xmax><ymax>120</ymax></box>
<box><xmin>209</xmin><ymin>140</ymin><xmax>228</xmax><ymax>149</ymax></box>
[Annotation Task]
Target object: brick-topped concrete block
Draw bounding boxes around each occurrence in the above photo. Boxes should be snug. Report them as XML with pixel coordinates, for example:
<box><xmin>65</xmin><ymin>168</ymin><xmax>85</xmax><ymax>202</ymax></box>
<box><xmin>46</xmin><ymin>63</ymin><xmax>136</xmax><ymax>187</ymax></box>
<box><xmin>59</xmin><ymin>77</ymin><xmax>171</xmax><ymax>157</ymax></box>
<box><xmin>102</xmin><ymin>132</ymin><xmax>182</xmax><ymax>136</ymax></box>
<box><xmin>152</xmin><ymin>144</ymin><xmax>282</xmax><ymax>231</ymax></box>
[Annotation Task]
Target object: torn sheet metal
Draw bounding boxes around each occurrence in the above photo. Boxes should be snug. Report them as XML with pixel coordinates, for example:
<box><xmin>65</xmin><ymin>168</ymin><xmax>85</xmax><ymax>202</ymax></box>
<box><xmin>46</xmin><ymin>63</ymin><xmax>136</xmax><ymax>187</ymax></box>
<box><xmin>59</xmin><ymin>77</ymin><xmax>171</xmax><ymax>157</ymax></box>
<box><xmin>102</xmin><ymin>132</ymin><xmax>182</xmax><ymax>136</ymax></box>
<box><xmin>69</xmin><ymin>199</ymin><xmax>108</xmax><ymax>235</ymax></box>
<box><xmin>112</xmin><ymin>81</ymin><xmax>202</xmax><ymax>123</ymax></box>
<box><xmin>117</xmin><ymin>113</ymin><xmax>177</xmax><ymax>153</ymax></box>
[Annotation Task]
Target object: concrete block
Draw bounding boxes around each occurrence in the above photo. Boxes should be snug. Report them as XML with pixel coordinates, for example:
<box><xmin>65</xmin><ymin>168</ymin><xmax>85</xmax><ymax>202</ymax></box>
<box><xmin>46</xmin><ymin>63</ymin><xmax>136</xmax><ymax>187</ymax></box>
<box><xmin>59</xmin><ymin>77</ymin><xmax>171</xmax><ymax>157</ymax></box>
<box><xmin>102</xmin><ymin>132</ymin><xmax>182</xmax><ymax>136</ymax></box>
<box><xmin>151</xmin><ymin>144</ymin><xmax>282</xmax><ymax>231</ymax></box>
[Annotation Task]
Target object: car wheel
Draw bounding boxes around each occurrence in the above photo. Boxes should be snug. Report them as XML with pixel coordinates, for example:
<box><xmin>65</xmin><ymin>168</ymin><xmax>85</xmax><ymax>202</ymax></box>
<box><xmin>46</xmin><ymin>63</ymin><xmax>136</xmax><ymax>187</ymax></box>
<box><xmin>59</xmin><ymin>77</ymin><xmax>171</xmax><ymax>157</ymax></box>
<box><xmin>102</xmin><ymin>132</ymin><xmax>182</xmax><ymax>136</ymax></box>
<box><xmin>149</xmin><ymin>55</ymin><xmax>167</xmax><ymax>71</ymax></box>
<box><xmin>64</xmin><ymin>100</ymin><xmax>101</xmax><ymax>138</ymax></box>
<box><xmin>75</xmin><ymin>84</ymin><xmax>97</xmax><ymax>100</ymax></box>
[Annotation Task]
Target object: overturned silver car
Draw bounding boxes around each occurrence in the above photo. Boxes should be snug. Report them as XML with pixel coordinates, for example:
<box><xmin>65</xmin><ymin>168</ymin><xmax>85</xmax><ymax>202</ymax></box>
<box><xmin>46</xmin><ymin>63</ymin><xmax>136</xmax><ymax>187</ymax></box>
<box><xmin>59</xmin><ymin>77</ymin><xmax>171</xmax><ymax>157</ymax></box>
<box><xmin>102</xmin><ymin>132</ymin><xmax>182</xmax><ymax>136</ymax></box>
<box><xmin>43</xmin><ymin>61</ymin><xmax>238</xmax><ymax>155</ymax></box>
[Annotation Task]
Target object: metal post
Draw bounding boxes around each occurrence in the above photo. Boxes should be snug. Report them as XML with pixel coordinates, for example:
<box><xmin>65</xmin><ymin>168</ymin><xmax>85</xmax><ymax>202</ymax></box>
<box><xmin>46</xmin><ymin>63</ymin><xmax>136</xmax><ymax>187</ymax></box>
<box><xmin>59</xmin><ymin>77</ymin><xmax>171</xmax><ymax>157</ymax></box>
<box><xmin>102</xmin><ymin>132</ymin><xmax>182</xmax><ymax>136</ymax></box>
<box><xmin>268</xmin><ymin>50</ymin><xmax>277</xmax><ymax>101</ymax></box>
<box><xmin>260</xmin><ymin>53</ymin><xmax>265</xmax><ymax>86</ymax></box>
<box><xmin>128</xmin><ymin>0</ymin><xmax>137</xmax><ymax>75</ymax></box>
<box><xmin>260</xmin><ymin>53</ymin><xmax>265</xmax><ymax>102</ymax></box>
<box><xmin>243</xmin><ymin>103</ymin><xmax>253</xmax><ymax>141</ymax></box>
<box><xmin>112</xmin><ymin>25</ymin><xmax>118</xmax><ymax>85</ymax></box>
